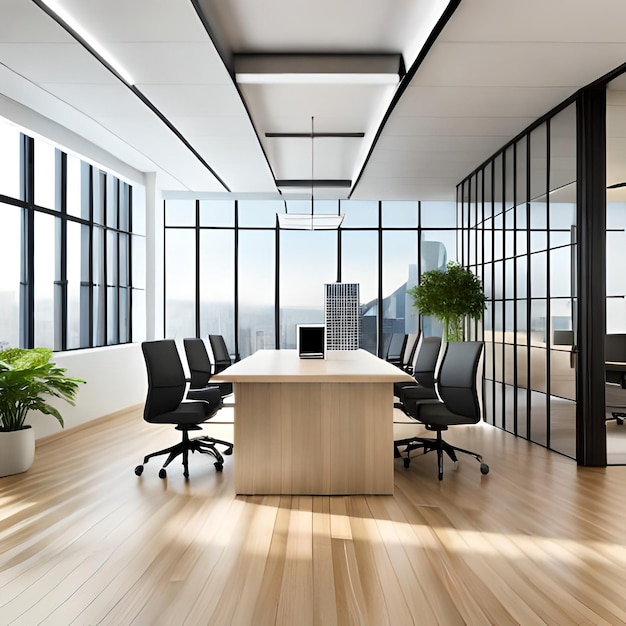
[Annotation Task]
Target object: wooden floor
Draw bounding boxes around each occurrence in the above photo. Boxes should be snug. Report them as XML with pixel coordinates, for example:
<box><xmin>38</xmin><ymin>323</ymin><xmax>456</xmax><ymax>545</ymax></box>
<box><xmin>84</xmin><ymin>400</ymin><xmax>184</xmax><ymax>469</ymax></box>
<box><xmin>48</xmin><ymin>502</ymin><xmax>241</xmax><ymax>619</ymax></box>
<box><xmin>2</xmin><ymin>407</ymin><xmax>626</xmax><ymax>625</ymax></box>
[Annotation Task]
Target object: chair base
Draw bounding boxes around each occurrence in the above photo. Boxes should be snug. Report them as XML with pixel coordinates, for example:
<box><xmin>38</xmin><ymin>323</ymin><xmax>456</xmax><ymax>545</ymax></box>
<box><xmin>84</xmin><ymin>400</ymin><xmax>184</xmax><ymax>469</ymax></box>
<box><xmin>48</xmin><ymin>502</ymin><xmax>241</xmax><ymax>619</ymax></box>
<box><xmin>134</xmin><ymin>425</ymin><xmax>230</xmax><ymax>479</ymax></box>
<box><xmin>608</xmin><ymin>412</ymin><xmax>625</xmax><ymax>425</ymax></box>
<box><xmin>394</xmin><ymin>428</ymin><xmax>489</xmax><ymax>481</ymax></box>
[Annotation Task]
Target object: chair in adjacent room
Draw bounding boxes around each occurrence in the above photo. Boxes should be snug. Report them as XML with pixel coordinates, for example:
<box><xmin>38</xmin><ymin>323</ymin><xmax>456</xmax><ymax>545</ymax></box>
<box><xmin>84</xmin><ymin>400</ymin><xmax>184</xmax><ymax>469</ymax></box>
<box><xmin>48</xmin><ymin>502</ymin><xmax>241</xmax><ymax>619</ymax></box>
<box><xmin>605</xmin><ymin>333</ymin><xmax>626</xmax><ymax>425</ymax></box>
<box><xmin>135</xmin><ymin>340</ymin><xmax>226</xmax><ymax>479</ymax></box>
<box><xmin>394</xmin><ymin>341</ymin><xmax>489</xmax><ymax>480</ymax></box>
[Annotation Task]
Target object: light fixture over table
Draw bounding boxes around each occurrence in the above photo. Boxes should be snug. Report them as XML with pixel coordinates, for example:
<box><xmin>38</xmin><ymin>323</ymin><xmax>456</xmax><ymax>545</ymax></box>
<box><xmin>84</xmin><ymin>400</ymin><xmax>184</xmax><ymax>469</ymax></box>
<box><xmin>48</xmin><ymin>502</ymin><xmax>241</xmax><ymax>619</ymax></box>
<box><xmin>277</xmin><ymin>117</ymin><xmax>345</xmax><ymax>231</ymax></box>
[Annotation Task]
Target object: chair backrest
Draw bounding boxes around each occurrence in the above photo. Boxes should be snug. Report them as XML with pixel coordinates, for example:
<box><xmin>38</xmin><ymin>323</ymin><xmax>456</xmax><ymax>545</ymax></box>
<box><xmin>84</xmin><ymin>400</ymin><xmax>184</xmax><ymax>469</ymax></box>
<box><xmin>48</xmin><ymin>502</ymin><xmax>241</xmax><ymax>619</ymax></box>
<box><xmin>208</xmin><ymin>334</ymin><xmax>232</xmax><ymax>374</ymax></box>
<box><xmin>412</xmin><ymin>336</ymin><xmax>442</xmax><ymax>389</ymax></box>
<box><xmin>436</xmin><ymin>341</ymin><xmax>484</xmax><ymax>421</ymax></box>
<box><xmin>183</xmin><ymin>338</ymin><xmax>212</xmax><ymax>389</ymax></box>
<box><xmin>141</xmin><ymin>340</ymin><xmax>186</xmax><ymax>422</ymax></box>
<box><xmin>403</xmin><ymin>333</ymin><xmax>419</xmax><ymax>369</ymax></box>
<box><xmin>386</xmin><ymin>333</ymin><xmax>407</xmax><ymax>363</ymax></box>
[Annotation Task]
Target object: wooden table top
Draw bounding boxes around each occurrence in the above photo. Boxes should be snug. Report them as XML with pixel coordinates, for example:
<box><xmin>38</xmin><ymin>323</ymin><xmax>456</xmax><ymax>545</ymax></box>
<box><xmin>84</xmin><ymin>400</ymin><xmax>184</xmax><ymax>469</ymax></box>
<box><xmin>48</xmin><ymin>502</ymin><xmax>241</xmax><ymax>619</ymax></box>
<box><xmin>212</xmin><ymin>349</ymin><xmax>415</xmax><ymax>384</ymax></box>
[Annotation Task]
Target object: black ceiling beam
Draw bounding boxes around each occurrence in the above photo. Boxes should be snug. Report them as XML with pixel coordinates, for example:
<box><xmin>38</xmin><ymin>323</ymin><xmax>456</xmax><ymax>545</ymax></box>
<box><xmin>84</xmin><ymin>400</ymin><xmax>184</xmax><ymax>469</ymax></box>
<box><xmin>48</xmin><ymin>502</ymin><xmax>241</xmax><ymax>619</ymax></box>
<box><xmin>276</xmin><ymin>179</ymin><xmax>352</xmax><ymax>188</ymax></box>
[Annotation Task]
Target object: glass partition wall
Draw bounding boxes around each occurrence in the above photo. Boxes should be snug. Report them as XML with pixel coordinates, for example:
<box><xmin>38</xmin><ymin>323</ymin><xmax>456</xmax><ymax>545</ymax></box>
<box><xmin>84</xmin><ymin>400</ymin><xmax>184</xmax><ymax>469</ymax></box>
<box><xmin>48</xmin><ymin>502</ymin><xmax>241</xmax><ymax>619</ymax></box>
<box><xmin>163</xmin><ymin>199</ymin><xmax>457</xmax><ymax>359</ymax></box>
<box><xmin>459</xmin><ymin>103</ymin><xmax>578</xmax><ymax>459</ymax></box>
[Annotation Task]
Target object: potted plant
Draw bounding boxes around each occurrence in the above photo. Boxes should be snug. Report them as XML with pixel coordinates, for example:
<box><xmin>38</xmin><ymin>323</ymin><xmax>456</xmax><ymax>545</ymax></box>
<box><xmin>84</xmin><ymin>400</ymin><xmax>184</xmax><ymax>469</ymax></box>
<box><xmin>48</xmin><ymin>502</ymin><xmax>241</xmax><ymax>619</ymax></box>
<box><xmin>0</xmin><ymin>347</ymin><xmax>85</xmax><ymax>477</ymax></box>
<box><xmin>408</xmin><ymin>261</ymin><xmax>486</xmax><ymax>341</ymax></box>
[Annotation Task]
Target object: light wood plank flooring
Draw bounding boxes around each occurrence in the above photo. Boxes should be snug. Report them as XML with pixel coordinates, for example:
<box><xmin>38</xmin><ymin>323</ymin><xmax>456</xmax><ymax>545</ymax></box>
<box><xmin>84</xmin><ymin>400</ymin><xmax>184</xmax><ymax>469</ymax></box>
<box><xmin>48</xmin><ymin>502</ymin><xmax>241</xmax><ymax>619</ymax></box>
<box><xmin>1</xmin><ymin>406</ymin><xmax>626</xmax><ymax>625</ymax></box>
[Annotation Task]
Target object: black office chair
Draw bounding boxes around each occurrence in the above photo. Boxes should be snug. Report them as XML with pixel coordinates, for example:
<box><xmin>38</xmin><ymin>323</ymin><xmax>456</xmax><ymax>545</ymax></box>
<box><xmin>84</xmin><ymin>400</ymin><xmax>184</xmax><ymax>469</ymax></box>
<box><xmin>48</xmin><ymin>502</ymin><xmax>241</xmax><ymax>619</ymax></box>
<box><xmin>135</xmin><ymin>340</ymin><xmax>226</xmax><ymax>479</ymax></box>
<box><xmin>386</xmin><ymin>333</ymin><xmax>408</xmax><ymax>367</ymax></box>
<box><xmin>605</xmin><ymin>333</ymin><xmax>626</xmax><ymax>425</ymax></box>
<box><xmin>393</xmin><ymin>335</ymin><xmax>441</xmax><ymax>407</ymax></box>
<box><xmin>394</xmin><ymin>341</ymin><xmax>489</xmax><ymax>480</ymax></box>
<box><xmin>184</xmin><ymin>337</ymin><xmax>233</xmax><ymax>404</ymax></box>
<box><xmin>402</xmin><ymin>333</ymin><xmax>420</xmax><ymax>373</ymax></box>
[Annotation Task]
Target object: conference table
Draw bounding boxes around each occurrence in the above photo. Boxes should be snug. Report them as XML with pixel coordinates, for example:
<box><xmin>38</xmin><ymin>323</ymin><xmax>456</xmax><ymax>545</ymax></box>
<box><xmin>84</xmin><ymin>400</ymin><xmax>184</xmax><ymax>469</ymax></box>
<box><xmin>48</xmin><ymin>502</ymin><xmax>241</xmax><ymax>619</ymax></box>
<box><xmin>212</xmin><ymin>349</ymin><xmax>414</xmax><ymax>495</ymax></box>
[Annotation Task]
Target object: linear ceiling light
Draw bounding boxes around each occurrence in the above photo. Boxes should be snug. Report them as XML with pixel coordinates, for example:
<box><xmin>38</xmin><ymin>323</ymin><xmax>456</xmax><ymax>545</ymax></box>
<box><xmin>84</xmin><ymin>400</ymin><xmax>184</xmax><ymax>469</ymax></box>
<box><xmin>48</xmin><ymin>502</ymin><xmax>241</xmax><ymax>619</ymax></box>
<box><xmin>277</xmin><ymin>117</ymin><xmax>345</xmax><ymax>230</ymax></box>
<box><xmin>38</xmin><ymin>0</ymin><xmax>135</xmax><ymax>85</ymax></box>
<box><xmin>235</xmin><ymin>54</ymin><xmax>403</xmax><ymax>85</ymax></box>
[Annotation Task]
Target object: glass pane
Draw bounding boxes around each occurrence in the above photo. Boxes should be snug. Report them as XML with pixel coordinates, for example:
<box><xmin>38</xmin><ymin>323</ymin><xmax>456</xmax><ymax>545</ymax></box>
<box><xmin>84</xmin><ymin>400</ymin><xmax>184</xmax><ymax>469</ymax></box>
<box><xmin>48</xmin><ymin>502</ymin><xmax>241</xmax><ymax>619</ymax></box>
<box><xmin>550</xmin><ymin>103</ymin><xmax>577</xmax><ymax>191</ymax></box>
<box><xmin>238</xmin><ymin>230</ymin><xmax>276</xmax><ymax>357</ymax></box>
<box><xmin>107</xmin><ymin>231</ymin><xmax>118</xmax><ymax>287</ymax></box>
<box><xmin>34</xmin><ymin>212</ymin><xmax>56</xmax><ymax>347</ymax></box>
<box><xmin>119</xmin><ymin>233</ymin><xmax>129</xmax><ymax>287</ymax></box>
<box><xmin>106</xmin><ymin>176</ymin><xmax>118</xmax><ymax>228</ymax></box>
<box><xmin>549</xmin><ymin>396</ymin><xmax>576</xmax><ymax>459</ymax></box>
<box><xmin>165</xmin><ymin>229</ymin><xmax>196</xmax><ymax>338</ymax></box>
<box><xmin>530</xmin><ymin>252</ymin><xmax>547</xmax><ymax>297</ymax></box>
<box><xmin>0</xmin><ymin>203</ymin><xmax>21</xmax><ymax>348</ymax></box>
<box><xmin>93</xmin><ymin>170</ymin><xmax>105</xmax><ymax>225</ymax></box>
<box><xmin>529</xmin><ymin>123</ymin><xmax>548</xmax><ymax>201</ymax></box>
<box><xmin>200</xmin><ymin>199</ymin><xmax>234</xmax><ymax>227</ymax></box>
<box><xmin>279</xmin><ymin>230</ymin><xmax>337</xmax><ymax>348</ymax></box>
<box><xmin>93</xmin><ymin>226</ymin><xmax>106</xmax><ymax>346</ymax></box>
<box><xmin>165</xmin><ymin>198</ymin><xmax>195</xmax><ymax>226</ymax></box>
<box><xmin>66</xmin><ymin>154</ymin><xmax>82</xmax><ymax>218</ymax></box>
<box><xmin>530</xmin><ymin>299</ymin><xmax>547</xmax><ymax>347</ymax></box>
<box><xmin>340</xmin><ymin>200</ymin><xmax>378</xmax><ymax>228</ymax></box>
<box><xmin>34</xmin><ymin>139</ymin><xmax>56</xmax><ymax>209</ymax></box>
<box><xmin>529</xmin><ymin>389</ymin><xmax>548</xmax><ymax>446</ymax></box>
<box><xmin>240</xmin><ymin>200</ymin><xmax>281</xmax><ymax>227</ymax></box>
<box><xmin>66</xmin><ymin>221</ymin><xmax>82</xmax><ymax>349</ymax></box>
<box><xmin>0</xmin><ymin>121</ymin><xmax>21</xmax><ymax>199</ymax></box>
<box><xmin>550</xmin><ymin>246</ymin><xmax>573</xmax><ymax>298</ymax></box>
<box><xmin>107</xmin><ymin>286</ymin><xmax>118</xmax><ymax>345</ymax></box>
<box><xmin>505</xmin><ymin>145</ymin><xmax>515</xmax><ymax>211</ymax></box>
<box><xmin>343</xmin><ymin>231</ymin><xmax>379</xmax><ymax>354</ymax></box>
<box><xmin>382</xmin><ymin>201</ymin><xmax>418</xmax><ymax>228</ymax></box>
<box><xmin>119</xmin><ymin>182</ymin><xmax>130</xmax><ymax>231</ymax></box>
<box><xmin>199</xmin><ymin>230</ymin><xmax>235</xmax><ymax>349</ymax></box>
<box><xmin>421</xmin><ymin>201</ymin><xmax>456</xmax><ymax>228</ymax></box>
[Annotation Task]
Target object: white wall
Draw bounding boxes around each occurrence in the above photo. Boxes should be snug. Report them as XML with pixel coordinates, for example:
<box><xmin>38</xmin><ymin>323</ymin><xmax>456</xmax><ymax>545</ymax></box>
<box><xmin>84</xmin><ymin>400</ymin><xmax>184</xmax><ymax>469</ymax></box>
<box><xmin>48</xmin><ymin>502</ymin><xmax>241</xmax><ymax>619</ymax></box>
<box><xmin>27</xmin><ymin>344</ymin><xmax>147</xmax><ymax>440</ymax></box>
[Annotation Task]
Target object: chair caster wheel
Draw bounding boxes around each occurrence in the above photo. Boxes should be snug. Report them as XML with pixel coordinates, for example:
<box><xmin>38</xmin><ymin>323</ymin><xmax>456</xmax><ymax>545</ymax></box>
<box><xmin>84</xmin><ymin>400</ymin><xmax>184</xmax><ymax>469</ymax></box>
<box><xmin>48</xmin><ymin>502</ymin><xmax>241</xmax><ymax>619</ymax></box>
<box><xmin>158</xmin><ymin>468</ymin><xmax>167</xmax><ymax>479</ymax></box>
<box><xmin>134</xmin><ymin>465</ymin><xmax>144</xmax><ymax>476</ymax></box>
<box><xmin>214</xmin><ymin>462</ymin><xmax>223</xmax><ymax>472</ymax></box>
<box><xmin>403</xmin><ymin>458</ymin><xmax>411</xmax><ymax>469</ymax></box>
<box><xmin>480</xmin><ymin>463</ymin><xmax>490</xmax><ymax>475</ymax></box>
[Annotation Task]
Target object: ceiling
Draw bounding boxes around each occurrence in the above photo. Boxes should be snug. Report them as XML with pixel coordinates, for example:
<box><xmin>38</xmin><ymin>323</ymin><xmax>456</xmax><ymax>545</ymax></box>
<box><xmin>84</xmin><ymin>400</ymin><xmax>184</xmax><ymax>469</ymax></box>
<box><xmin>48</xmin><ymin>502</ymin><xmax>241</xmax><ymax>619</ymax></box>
<box><xmin>2</xmin><ymin>0</ymin><xmax>626</xmax><ymax>201</ymax></box>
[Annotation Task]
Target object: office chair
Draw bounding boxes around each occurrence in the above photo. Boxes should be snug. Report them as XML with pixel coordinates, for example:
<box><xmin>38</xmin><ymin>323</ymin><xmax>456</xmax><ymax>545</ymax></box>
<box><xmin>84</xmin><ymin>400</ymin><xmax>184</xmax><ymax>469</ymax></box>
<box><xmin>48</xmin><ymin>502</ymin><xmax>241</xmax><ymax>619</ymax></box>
<box><xmin>184</xmin><ymin>336</ymin><xmax>233</xmax><ymax>403</ymax></box>
<box><xmin>394</xmin><ymin>341</ymin><xmax>489</xmax><ymax>480</ymax></box>
<box><xmin>386</xmin><ymin>333</ymin><xmax>408</xmax><ymax>367</ymax></box>
<box><xmin>605</xmin><ymin>333</ymin><xmax>626</xmax><ymax>425</ymax></box>
<box><xmin>402</xmin><ymin>333</ymin><xmax>420</xmax><ymax>373</ymax></box>
<box><xmin>135</xmin><ymin>340</ymin><xmax>226</xmax><ymax>479</ymax></box>
<box><xmin>393</xmin><ymin>336</ymin><xmax>441</xmax><ymax>407</ymax></box>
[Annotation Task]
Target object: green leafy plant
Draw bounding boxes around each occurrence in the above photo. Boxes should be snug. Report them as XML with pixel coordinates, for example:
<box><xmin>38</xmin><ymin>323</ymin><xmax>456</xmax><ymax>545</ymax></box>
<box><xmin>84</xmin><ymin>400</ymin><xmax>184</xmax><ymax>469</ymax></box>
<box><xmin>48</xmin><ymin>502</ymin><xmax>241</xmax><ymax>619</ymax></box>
<box><xmin>0</xmin><ymin>348</ymin><xmax>85</xmax><ymax>432</ymax></box>
<box><xmin>408</xmin><ymin>261</ymin><xmax>486</xmax><ymax>341</ymax></box>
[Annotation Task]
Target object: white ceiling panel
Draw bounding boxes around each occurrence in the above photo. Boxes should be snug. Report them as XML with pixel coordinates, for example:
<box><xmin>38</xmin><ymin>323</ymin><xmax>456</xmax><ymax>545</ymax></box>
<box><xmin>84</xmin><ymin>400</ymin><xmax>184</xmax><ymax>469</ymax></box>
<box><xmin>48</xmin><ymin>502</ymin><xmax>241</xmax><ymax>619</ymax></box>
<box><xmin>2</xmin><ymin>0</ymin><xmax>626</xmax><ymax>202</ymax></box>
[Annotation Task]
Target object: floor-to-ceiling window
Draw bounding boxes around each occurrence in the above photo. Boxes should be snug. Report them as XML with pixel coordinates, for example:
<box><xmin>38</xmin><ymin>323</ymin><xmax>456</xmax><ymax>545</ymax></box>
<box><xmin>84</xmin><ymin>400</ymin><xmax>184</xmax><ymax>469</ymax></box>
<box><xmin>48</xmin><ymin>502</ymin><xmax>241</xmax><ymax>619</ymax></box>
<box><xmin>0</xmin><ymin>116</ymin><xmax>145</xmax><ymax>351</ymax></box>
<box><xmin>163</xmin><ymin>198</ymin><xmax>457</xmax><ymax>358</ymax></box>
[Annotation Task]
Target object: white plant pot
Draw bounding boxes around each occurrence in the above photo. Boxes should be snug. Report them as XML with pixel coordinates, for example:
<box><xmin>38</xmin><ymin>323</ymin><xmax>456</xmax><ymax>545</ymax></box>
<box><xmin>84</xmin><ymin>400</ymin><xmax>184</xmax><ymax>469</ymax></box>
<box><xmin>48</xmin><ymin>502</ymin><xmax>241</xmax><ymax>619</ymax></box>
<box><xmin>0</xmin><ymin>426</ymin><xmax>36</xmax><ymax>477</ymax></box>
